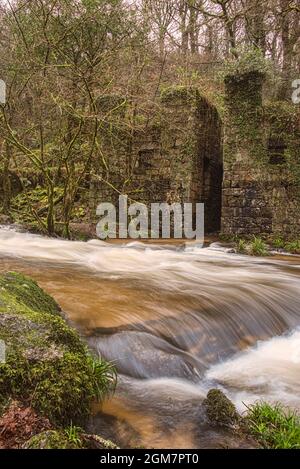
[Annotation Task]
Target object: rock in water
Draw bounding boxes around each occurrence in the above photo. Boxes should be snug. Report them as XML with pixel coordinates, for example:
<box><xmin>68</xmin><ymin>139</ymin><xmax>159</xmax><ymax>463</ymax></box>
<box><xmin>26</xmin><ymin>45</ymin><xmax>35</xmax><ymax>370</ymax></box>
<box><xmin>203</xmin><ymin>389</ymin><xmax>240</xmax><ymax>427</ymax></box>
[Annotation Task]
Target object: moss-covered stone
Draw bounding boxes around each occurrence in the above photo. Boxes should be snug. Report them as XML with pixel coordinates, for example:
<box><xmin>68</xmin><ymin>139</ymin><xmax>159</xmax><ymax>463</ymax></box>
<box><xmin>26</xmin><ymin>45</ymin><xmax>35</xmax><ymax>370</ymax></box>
<box><xmin>23</xmin><ymin>429</ymin><xmax>119</xmax><ymax>449</ymax></box>
<box><xmin>160</xmin><ymin>86</ymin><xmax>200</xmax><ymax>104</ymax></box>
<box><xmin>0</xmin><ymin>272</ymin><xmax>60</xmax><ymax>315</ymax></box>
<box><xmin>0</xmin><ymin>272</ymin><xmax>116</xmax><ymax>425</ymax></box>
<box><xmin>222</xmin><ymin>67</ymin><xmax>300</xmax><ymax>238</ymax></box>
<box><xmin>23</xmin><ymin>430</ymin><xmax>82</xmax><ymax>449</ymax></box>
<box><xmin>203</xmin><ymin>389</ymin><xmax>239</xmax><ymax>427</ymax></box>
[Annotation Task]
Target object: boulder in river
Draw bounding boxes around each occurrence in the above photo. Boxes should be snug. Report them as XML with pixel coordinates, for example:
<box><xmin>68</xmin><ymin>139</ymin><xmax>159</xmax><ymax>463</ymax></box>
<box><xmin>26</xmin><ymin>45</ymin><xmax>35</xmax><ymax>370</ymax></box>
<box><xmin>203</xmin><ymin>389</ymin><xmax>240</xmax><ymax>427</ymax></box>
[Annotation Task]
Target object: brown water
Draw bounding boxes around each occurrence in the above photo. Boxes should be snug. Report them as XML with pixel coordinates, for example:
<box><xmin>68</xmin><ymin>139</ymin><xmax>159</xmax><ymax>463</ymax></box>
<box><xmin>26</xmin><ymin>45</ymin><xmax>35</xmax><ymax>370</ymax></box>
<box><xmin>1</xmin><ymin>226</ymin><xmax>300</xmax><ymax>448</ymax></box>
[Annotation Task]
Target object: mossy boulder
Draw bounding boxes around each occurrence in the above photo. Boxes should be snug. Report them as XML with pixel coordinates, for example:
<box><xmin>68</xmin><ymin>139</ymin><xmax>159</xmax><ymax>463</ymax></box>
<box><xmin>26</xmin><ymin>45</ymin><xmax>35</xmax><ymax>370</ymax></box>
<box><xmin>23</xmin><ymin>429</ymin><xmax>119</xmax><ymax>449</ymax></box>
<box><xmin>203</xmin><ymin>389</ymin><xmax>240</xmax><ymax>427</ymax></box>
<box><xmin>0</xmin><ymin>272</ymin><xmax>115</xmax><ymax>425</ymax></box>
<box><xmin>23</xmin><ymin>430</ymin><xmax>82</xmax><ymax>449</ymax></box>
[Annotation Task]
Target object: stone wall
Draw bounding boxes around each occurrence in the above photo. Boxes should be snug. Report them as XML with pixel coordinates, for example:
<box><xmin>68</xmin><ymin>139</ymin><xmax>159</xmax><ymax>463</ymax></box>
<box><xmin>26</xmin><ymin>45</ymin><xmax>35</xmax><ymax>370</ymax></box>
<box><xmin>88</xmin><ymin>78</ymin><xmax>299</xmax><ymax>238</ymax></box>
<box><xmin>222</xmin><ymin>71</ymin><xmax>300</xmax><ymax>238</ymax></box>
<box><xmin>89</xmin><ymin>87</ymin><xmax>223</xmax><ymax>234</ymax></box>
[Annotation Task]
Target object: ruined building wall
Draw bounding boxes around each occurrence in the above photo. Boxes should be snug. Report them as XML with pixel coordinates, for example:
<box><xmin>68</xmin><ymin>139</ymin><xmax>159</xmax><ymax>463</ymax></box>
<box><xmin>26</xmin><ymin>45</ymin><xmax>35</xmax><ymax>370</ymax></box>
<box><xmin>89</xmin><ymin>88</ymin><xmax>223</xmax><ymax>234</ymax></box>
<box><xmin>222</xmin><ymin>72</ymin><xmax>300</xmax><ymax>238</ymax></box>
<box><xmin>89</xmin><ymin>77</ymin><xmax>299</xmax><ymax>238</ymax></box>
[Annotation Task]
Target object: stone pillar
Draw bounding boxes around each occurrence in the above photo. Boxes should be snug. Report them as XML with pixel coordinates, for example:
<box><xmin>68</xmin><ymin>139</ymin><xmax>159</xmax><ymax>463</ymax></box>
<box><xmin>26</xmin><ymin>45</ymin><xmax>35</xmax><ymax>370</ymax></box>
<box><xmin>221</xmin><ymin>71</ymin><xmax>273</xmax><ymax>236</ymax></box>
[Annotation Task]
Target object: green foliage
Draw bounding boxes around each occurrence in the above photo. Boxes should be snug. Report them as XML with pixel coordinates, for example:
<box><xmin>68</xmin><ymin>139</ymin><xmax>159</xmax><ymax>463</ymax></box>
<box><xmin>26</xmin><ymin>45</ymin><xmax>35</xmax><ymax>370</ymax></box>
<box><xmin>12</xmin><ymin>186</ymin><xmax>63</xmax><ymax>209</ymax></box>
<box><xmin>174</xmin><ymin>67</ymin><xmax>201</xmax><ymax>88</ymax></box>
<box><xmin>236</xmin><ymin>238</ymin><xmax>247</xmax><ymax>254</ymax></box>
<box><xmin>235</xmin><ymin>237</ymin><xmax>269</xmax><ymax>256</ymax></box>
<box><xmin>271</xmin><ymin>237</ymin><xmax>300</xmax><ymax>254</ymax></box>
<box><xmin>247</xmin><ymin>402</ymin><xmax>300</xmax><ymax>449</ymax></box>
<box><xmin>248</xmin><ymin>237</ymin><xmax>269</xmax><ymax>256</ymax></box>
<box><xmin>222</xmin><ymin>47</ymin><xmax>272</xmax><ymax>79</ymax></box>
<box><xmin>11</xmin><ymin>185</ymin><xmax>64</xmax><ymax>227</ymax></box>
<box><xmin>64</xmin><ymin>423</ymin><xmax>83</xmax><ymax>447</ymax></box>
<box><xmin>272</xmin><ymin>237</ymin><xmax>285</xmax><ymax>249</ymax></box>
<box><xmin>71</xmin><ymin>206</ymin><xmax>86</xmax><ymax>220</ymax></box>
<box><xmin>0</xmin><ymin>350</ymin><xmax>116</xmax><ymax>425</ymax></box>
<box><xmin>284</xmin><ymin>240</ymin><xmax>300</xmax><ymax>254</ymax></box>
<box><xmin>24</xmin><ymin>428</ymin><xmax>118</xmax><ymax>449</ymax></box>
<box><xmin>85</xmin><ymin>355</ymin><xmax>117</xmax><ymax>402</ymax></box>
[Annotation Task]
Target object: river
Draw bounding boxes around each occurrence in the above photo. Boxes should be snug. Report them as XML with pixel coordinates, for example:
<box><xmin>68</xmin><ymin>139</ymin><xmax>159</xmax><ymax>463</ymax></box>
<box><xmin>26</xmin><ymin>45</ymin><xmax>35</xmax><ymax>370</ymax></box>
<box><xmin>0</xmin><ymin>225</ymin><xmax>300</xmax><ymax>448</ymax></box>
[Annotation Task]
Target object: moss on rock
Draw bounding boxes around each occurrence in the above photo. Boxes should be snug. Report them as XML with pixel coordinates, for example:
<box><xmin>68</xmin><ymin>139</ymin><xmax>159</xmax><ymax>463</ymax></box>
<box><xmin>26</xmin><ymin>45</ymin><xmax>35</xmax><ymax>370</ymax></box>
<box><xmin>23</xmin><ymin>430</ymin><xmax>82</xmax><ymax>449</ymax></box>
<box><xmin>0</xmin><ymin>272</ymin><xmax>60</xmax><ymax>315</ymax></box>
<box><xmin>23</xmin><ymin>429</ymin><xmax>119</xmax><ymax>450</ymax></box>
<box><xmin>0</xmin><ymin>272</ymin><xmax>116</xmax><ymax>425</ymax></box>
<box><xmin>203</xmin><ymin>389</ymin><xmax>240</xmax><ymax>427</ymax></box>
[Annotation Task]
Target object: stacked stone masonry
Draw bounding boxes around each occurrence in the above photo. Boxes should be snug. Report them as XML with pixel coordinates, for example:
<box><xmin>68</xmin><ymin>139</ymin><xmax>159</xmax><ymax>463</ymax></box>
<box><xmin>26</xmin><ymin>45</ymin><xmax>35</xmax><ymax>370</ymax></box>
<box><xmin>89</xmin><ymin>78</ymin><xmax>300</xmax><ymax>237</ymax></box>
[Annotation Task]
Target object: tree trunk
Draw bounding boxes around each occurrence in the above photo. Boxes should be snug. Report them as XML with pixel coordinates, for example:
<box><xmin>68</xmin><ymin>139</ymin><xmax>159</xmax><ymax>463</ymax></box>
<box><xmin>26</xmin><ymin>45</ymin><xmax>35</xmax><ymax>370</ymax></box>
<box><xmin>2</xmin><ymin>141</ymin><xmax>12</xmax><ymax>215</ymax></box>
<box><xmin>244</xmin><ymin>0</ymin><xmax>266</xmax><ymax>54</ymax></box>
<box><xmin>277</xmin><ymin>0</ymin><xmax>293</xmax><ymax>100</ymax></box>
<box><xmin>189</xmin><ymin>2</ymin><xmax>199</xmax><ymax>54</ymax></box>
<box><xmin>46</xmin><ymin>180</ymin><xmax>55</xmax><ymax>235</ymax></box>
<box><xmin>179</xmin><ymin>1</ymin><xmax>189</xmax><ymax>55</ymax></box>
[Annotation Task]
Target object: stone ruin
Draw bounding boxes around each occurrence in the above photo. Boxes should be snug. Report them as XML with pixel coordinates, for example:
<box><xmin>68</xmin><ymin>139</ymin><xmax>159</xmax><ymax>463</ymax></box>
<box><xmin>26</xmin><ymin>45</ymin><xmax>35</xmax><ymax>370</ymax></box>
<box><xmin>89</xmin><ymin>73</ymin><xmax>300</xmax><ymax>238</ymax></box>
<box><xmin>222</xmin><ymin>71</ymin><xmax>300</xmax><ymax>237</ymax></box>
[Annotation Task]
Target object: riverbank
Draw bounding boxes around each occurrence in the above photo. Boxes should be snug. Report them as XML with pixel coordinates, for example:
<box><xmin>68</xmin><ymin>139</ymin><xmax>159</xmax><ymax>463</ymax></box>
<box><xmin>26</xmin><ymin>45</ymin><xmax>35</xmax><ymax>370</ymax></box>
<box><xmin>0</xmin><ymin>271</ymin><xmax>117</xmax><ymax>449</ymax></box>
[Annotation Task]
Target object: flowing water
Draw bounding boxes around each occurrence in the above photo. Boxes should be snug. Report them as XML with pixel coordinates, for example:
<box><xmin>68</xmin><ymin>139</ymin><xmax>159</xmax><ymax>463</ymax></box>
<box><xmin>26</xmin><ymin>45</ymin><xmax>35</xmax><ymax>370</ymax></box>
<box><xmin>0</xmin><ymin>226</ymin><xmax>300</xmax><ymax>448</ymax></box>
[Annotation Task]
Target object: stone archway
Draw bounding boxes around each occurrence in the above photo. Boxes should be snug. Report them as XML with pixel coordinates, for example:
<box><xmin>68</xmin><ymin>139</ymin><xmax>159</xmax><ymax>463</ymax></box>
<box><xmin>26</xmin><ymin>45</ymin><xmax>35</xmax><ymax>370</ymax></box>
<box><xmin>90</xmin><ymin>88</ymin><xmax>224</xmax><ymax>235</ymax></box>
<box><xmin>193</xmin><ymin>96</ymin><xmax>223</xmax><ymax>233</ymax></box>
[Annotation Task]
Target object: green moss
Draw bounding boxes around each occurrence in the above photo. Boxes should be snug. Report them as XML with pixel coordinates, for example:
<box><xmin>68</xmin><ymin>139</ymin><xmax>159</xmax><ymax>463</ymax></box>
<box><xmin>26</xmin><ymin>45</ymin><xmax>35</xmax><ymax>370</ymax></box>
<box><xmin>0</xmin><ymin>272</ymin><xmax>60</xmax><ymax>315</ymax></box>
<box><xmin>0</xmin><ymin>272</ymin><xmax>116</xmax><ymax>425</ymax></box>
<box><xmin>30</xmin><ymin>353</ymin><xmax>109</xmax><ymax>423</ymax></box>
<box><xmin>203</xmin><ymin>389</ymin><xmax>239</xmax><ymax>427</ymax></box>
<box><xmin>223</xmin><ymin>66</ymin><xmax>300</xmax><ymax>192</ymax></box>
<box><xmin>0</xmin><ymin>340</ymin><xmax>115</xmax><ymax>425</ymax></box>
<box><xmin>24</xmin><ymin>429</ymin><xmax>83</xmax><ymax>449</ymax></box>
<box><xmin>24</xmin><ymin>428</ymin><xmax>119</xmax><ymax>449</ymax></box>
<box><xmin>11</xmin><ymin>186</ymin><xmax>64</xmax><ymax>228</ymax></box>
<box><xmin>264</xmin><ymin>101</ymin><xmax>300</xmax><ymax>183</ymax></box>
<box><xmin>43</xmin><ymin>314</ymin><xmax>86</xmax><ymax>352</ymax></box>
<box><xmin>160</xmin><ymin>86</ymin><xmax>199</xmax><ymax>104</ymax></box>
